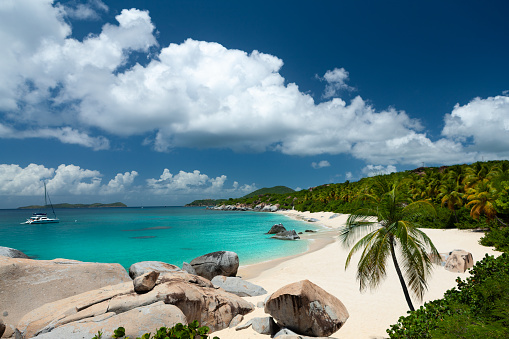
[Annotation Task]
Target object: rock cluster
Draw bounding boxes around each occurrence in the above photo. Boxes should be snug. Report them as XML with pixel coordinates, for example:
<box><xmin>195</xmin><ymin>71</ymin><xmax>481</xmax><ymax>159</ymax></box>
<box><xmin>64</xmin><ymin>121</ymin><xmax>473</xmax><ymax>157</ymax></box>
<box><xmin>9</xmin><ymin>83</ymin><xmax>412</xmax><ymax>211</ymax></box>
<box><xmin>211</xmin><ymin>203</ymin><xmax>281</xmax><ymax>212</ymax></box>
<box><xmin>0</xmin><ymin>256</ymin><xmax>130</xmax><ymax>337</ymax></box>
<box><xmin>16</xmin><ymin>270</ymin><xmax>254</xmax><ymax>338</ymax></box>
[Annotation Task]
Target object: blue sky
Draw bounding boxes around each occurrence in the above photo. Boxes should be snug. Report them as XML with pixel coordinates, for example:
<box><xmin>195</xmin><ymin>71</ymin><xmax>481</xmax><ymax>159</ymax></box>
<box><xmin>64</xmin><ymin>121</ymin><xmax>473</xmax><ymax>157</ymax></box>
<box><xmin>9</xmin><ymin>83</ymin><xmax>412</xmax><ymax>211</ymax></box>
<box><xmin>1</xmin><ymin>0</ymin><xmax>508</xmax><ymax>208</ymax></box>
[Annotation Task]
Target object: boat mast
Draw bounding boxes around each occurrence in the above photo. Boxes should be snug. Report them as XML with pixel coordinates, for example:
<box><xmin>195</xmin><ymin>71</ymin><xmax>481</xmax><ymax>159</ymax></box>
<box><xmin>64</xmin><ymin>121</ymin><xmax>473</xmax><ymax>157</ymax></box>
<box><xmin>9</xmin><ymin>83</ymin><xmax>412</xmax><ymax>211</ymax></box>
<box><xmin>44</xmin><ymin>182</ymin><xmax>57</xmax><ymax>219</ymax></box>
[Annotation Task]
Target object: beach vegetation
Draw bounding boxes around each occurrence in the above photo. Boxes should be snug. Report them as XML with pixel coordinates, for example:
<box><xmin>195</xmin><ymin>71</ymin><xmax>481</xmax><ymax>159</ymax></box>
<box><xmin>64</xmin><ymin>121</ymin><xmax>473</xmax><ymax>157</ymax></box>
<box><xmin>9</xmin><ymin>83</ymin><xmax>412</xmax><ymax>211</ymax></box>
<box><xmin>339</xmin><ymin>175</ymin><xmax>440</xmax><ymax>311</ymax></box>
<box><xmin>94</xmin><ymin>321</ymin><xmax>219</xmax><ymax>339</ymax></box>
<box><xmin>220</xmin><ymin>160</ymin><xmax>509</xmax><ymax>250</ymax></box>
<box><xmin>387</xmin><ymin>253</ymin><xmax>509</xmax><ymax>338</ymax></box>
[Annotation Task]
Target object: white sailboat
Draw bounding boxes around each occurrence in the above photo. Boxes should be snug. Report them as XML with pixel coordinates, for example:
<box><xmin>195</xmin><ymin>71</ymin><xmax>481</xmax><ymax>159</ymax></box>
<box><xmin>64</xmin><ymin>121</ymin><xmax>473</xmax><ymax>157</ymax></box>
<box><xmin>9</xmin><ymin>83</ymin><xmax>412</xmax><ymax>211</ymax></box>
<box><xmin>23</xmin><ymin>182</ymin><xmax>59</xmax><ymax>224</ymax></box>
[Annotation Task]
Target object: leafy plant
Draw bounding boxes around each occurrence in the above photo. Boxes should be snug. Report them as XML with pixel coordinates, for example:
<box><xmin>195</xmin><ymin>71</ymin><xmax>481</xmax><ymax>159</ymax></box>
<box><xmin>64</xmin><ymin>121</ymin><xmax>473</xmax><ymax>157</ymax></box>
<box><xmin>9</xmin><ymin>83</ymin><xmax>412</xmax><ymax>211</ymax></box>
<box><xmin>99</xmin><ymin>320</ymin><xmax>220</xmax><ymax>339</ymax></box>
<box><xmin>92</xmin><ymin>330</ymin><xmax>103</xmax><ymax>339</ymax></box>
<box><xmin>387</xmin><ymin>253</ymin><xmax>509</xmax><ymax>338</ymax></box>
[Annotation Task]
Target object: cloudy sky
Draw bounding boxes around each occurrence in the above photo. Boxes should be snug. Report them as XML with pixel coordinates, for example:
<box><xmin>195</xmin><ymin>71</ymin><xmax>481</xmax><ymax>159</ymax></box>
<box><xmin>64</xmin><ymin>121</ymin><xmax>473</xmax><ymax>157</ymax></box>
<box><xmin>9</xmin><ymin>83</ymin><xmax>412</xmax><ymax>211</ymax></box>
<box><xmin>1</xmin><ymin>0</ymin><xmax>508</xmax><ymax>208</ymax></box>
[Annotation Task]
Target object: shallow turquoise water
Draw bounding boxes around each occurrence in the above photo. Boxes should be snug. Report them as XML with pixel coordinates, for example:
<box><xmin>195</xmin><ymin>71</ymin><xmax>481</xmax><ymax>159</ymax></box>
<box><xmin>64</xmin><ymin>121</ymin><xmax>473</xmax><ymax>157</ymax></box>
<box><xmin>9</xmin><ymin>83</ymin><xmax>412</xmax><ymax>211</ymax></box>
<box><xmin>0</xmin><ymin>207</ymin><xmax>318</xmax><ymax>269</ymax></box>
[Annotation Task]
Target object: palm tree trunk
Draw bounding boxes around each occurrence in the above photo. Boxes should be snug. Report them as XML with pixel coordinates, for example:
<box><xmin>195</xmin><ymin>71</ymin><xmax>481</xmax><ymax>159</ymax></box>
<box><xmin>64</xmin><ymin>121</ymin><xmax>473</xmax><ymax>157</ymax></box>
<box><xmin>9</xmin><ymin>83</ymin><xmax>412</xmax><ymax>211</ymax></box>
<box><xmin>390</xmin><ymin>239</ymin><xmax>415</xmax><ymax>311</ymax></box>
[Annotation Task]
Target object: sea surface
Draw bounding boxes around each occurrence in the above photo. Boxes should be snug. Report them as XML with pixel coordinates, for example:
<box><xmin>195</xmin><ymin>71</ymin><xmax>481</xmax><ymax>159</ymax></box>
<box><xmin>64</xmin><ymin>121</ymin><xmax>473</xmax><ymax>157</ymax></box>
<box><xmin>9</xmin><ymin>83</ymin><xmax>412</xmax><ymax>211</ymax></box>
<box><xmin>0</xmin><ymin>207</ymin><xmax>319</xmax><ymax>269</ymax></box>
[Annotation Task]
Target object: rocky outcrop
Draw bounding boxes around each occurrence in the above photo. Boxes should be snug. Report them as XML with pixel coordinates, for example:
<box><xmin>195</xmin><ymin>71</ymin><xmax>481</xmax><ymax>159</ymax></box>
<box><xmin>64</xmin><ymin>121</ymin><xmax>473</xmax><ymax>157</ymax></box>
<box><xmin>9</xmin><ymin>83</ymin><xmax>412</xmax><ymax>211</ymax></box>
<box><xmin>264</xmin><ymin>280</ymin><xmax>349</xmax><ymax>337</ymax></box>
<box><xmin>17</xmin><ymin>270</ymin><xmax>254</xmax><ymax>338</ymax></box>
<box><xmin>267</xmin><ymin>223</ymin><xmax>287</xmax><ymax>234</ymax></box>
<box><xmin>237</xmin><ymin>317</ymin><xmax>279</xmax><ymax>335</ymax></box>
<box><xmin>190</xmin><ymin>251</ymin><xmax>239</xmax><ymax>280</ymax></box>
<box><xmin>0</xmin><ymin>247</ymin><xmax>29</xmax><ymax>259</ymax></box>
<box><xmin>128</xmin><ymin>261</ymin><xmax>181</xmax><ymax>279</ymax></box>
<box><xmin>271</xmin><ymin>230</ymin><xmax>300</xmax><ymax>240</ymax></box>
<box><xmin>445</xmin><ymin>249</ymin><xmax>474</xmax><ymax>273</ymax></box>
<box><xmin>0</xmin><ymin>256</ymin><xmax>130</xmax><ymax>336</ymax></box>
<box><xmin>211</xmin><ymin>203</ymin><xmax>282</xmax><ymax>212</ymax></box>
<box><xmin>211</xmin><ymin>275</ymin><xmax>267</xmax><ymax>297</ymax></box>
<box><xmin>33</xmin><ymin>302</ymin><xmax>186</xmax><ymax>339</ymax></box>
<box><xmin>133</xmin><ymin>271</ymin><xmax>159</xmax><ymax>293</ymax></box>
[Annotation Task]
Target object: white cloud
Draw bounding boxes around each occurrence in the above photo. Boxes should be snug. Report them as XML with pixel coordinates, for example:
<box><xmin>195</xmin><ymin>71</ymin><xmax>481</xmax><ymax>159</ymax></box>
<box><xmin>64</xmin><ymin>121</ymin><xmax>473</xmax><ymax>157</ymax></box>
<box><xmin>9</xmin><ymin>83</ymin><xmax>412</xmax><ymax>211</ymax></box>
<box><xmin>62</xmin><ymin>0</ymin><xmax>108</xmax><ymax>20</ymax></box>
<box><xmin>146</xmin><ymin>169</ymin><xmax>256</xmax><ymax>196</ymax></box>
<box><xmin>319</xmin><ymin>68</ymin><xmax>354</xmax><ymax>98</ymax></box>
<box><xmin>345</xmin><ymin>172</ymin><xmax>353</xmax><ymax>180</ymax></box>
<box><xmin>362</xmin><ymin>165</ymin><xmax>397</xmax><ymax>177</ymax></box>
<box><xmin>0</xmin><ymin>1</ymin><xmax>506</xmax><ymax>167</ymax></box>
<box><xmin>311</xmin><ymin>160</ymin><xmax>331</xmax><ymax>169</ymax></box>
<box><xmin>100</xmin><ymin>171</ymin><xmax>138</xmax><ymax>194</ymax></box>
<box><xmin>0</xmin><ymin>164</ymin><xmax>254</xmax><ymax>202</ymax></box>
<box><xmin>442</xmin><ymin>95</ymin><xmax>509</xmax><ymax>155</ymax></box>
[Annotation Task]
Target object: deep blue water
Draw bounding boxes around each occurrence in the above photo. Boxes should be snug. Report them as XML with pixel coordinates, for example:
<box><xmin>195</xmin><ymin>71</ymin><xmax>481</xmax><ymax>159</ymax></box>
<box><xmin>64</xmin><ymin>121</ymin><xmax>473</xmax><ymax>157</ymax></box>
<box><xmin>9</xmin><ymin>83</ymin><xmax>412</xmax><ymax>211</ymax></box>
<box><xmin>0</xmin><ymin>207</ymin><xmax>317</xmax><ymax>269</ymax></box>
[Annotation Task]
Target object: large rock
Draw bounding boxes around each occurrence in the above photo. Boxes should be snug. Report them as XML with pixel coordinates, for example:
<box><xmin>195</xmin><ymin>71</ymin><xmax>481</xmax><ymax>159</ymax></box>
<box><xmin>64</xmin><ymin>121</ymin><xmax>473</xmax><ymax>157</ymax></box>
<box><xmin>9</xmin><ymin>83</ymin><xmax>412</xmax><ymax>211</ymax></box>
<box><xmin>0</xmin><ymin>247</ymin><xmax>29</xmax><ymax>259</ymax></box>
<box><xmin>445</xmin><ymin>249</ymin><xmax>474</xmax><ymax>273</ymax></box>
<box><xmin>128</xmin><ymin>261</ymin><xmax>181</xmax><ymax>279</ymax></box>
<box><xmin>211</xmin><ymin>275</ymin><xmax>267</xmax><ymax>297</ymax></box>
<box><xmin>17</xmin><ymin>270</ymin><xmax>254</xmax><ymax>338</ymax></box>
<box><xmin>190</xmin><ymin>251</ymin><xmax>239</xmax><ymax>280</ymax></box>
<box><xmin>271</xmin><ymin>230</ymin><xmax>300</xmax><ymax>240</ymax></box>
<box><xmin>31</xmin><ymin>302</ymin><xmax>186</xmax><ymax>339</ymax></box>
<box><xmin>133</xmin><ymin>271</ymin><xmax>159</xmax><ymax>294</ymax></box>
<box><xmin>0</xmin><ymin>256</ymin><xmax>130</xmax><ymax>335</ymax></box>
<box><xmin>267</xmin><ymin>223</ymin><xmax>287</xmax><ymax>234</ymax></box>
<box><xmin>264</xmin><ymin>280</ymin><xmax>349</xmax><ymax>337</ymax></box>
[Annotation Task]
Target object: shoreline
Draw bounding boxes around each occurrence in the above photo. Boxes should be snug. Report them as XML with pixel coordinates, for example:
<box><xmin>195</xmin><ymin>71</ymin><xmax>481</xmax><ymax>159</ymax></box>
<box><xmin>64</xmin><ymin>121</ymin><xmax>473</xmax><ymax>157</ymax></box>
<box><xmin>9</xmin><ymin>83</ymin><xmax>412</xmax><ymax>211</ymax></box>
<box><xmin>215</xmin><ymin>210</ymin><xmax>501</xmax><ymax>339</ymax></box>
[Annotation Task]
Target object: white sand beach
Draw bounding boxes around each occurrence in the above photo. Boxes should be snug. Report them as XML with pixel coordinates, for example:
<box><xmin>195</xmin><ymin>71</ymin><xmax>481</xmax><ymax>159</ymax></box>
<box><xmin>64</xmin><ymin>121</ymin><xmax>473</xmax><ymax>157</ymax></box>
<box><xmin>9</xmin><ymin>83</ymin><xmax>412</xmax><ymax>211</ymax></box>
<box><xmin>214</xmin><ymin>210</ymin><xmax>501</xmax><ymax>339</ymax></box>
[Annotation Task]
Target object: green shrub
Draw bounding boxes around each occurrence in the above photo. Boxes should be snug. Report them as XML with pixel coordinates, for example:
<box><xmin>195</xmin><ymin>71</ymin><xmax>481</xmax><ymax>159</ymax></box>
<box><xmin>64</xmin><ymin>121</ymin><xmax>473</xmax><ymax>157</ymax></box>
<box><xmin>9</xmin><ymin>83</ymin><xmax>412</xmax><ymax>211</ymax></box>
<box><xmin>387</xmin><ymin>253</ymin><xmax>509</xmax><ymax>338</ymax></box>
<box><xmin>95</xmin><ymin>320</ymin><xmax>219</xmax><ymax>339</ymax></box>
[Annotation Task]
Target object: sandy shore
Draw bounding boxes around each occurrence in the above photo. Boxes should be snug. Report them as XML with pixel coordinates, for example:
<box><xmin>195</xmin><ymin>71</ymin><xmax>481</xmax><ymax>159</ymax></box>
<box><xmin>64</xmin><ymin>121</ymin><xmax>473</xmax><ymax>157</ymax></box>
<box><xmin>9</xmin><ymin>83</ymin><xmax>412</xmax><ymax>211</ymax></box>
<box><xmin>214</xmin><ymin>210</ymin><xmax>501</xmax><ymax>339</ymax></box>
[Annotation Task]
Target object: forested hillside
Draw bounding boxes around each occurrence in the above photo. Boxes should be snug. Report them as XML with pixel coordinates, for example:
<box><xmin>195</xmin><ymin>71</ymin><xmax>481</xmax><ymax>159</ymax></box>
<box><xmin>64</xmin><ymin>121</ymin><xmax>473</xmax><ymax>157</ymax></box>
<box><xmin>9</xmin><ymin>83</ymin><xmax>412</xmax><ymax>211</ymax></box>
<box><xmin>227</xmin><ymin>161</ymin><xmax>509</xmax><ymax>235</ymax></box>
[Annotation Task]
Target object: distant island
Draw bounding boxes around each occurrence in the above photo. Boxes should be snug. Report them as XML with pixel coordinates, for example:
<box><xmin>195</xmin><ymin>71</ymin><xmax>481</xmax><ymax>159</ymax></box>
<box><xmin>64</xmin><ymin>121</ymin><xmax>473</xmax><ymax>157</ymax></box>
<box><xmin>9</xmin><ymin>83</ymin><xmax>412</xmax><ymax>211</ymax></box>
<box><xmin>18</xmin><ymin>202</ymin><xmax>127</xmax><ymax>209</ymax></box>
<box><xmin>185</xmin><ymin>186</ymin><xmax>295</xmax><ymax>206</ymax></box>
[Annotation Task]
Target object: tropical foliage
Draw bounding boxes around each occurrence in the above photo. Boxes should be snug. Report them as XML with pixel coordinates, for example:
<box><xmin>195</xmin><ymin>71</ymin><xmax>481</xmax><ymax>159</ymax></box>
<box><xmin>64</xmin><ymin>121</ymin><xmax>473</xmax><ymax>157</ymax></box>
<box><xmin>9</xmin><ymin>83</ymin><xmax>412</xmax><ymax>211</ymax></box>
<box><xmin>339</xmin><ymin>176</ymin><xmax>440</xmax><ymax>311</ymax></box>
<box><xmin>91</xmin><ymin>321</ymin><xmax>219</xmax><ymax>339</ymax></box>
<box><xmin>387</xmin><ymin>253</ymin><xmax>509</xmax><ymax>338</ymax></box>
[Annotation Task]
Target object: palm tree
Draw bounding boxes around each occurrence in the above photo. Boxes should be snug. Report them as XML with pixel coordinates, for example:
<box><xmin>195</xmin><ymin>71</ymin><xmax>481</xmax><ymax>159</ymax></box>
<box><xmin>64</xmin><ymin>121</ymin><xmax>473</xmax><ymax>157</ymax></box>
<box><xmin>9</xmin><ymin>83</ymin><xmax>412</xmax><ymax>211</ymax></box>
<box><xmin>466</xmin><ymin>181</ymin><xmax>498</xmax><ymax>223</ymax></box>
<box><xmin>438</xmin><ymin>181</ymin><xmax>464</xmax><ymax>223</ymax></box>
<box><xmin>339</xmin><ymin>176</ymin><xmax>440</xmax><ymax>311</ymax></box>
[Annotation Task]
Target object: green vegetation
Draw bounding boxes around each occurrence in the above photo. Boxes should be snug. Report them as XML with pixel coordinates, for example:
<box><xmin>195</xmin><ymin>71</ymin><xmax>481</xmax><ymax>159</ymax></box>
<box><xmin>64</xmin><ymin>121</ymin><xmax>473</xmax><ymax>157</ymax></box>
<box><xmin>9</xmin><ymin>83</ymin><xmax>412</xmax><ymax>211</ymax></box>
<box><xmin>223</xmin><ymin>161</ymin><xmax>509</xmax><ymax>235</ymax></box>
<box><xmin>241</xmin><ymin>185</ymin><xmax>295</xmax><ymax>198</ymax></box>
<box><xmin>387</xmin><ymin>253</ymin><xmax>509</xmax><ymax>338</ymax></box>
<box><xmin>185</xmin><ymin>199</ymin><xmax>227</xmax><ymax>207</ymax></box>
<box><xmin>92</xmin><ymin>321</ymin><xmax>219</xmax><ymax>339</ymax></box>
<box><xmin>340</xmin><ymin>176</ymin><xmax>440</xmax><ymax>311</ymax></box>
<box><xmin>19</xmin><ymin>202</ymin><xmax>127</xmax><ymax>209</ymax></box>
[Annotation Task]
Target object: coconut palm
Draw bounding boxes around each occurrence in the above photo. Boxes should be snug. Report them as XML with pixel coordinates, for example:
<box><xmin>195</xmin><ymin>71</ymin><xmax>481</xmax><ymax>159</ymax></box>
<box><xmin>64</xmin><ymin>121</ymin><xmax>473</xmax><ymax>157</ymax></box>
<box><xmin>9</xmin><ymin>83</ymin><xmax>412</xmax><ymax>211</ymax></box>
<box><xmin>466</xmin><ymin>181</ymin><xmax>498</xmax><ymax>223</ymax></box>
<box><xmin>339</xmin><ymin>175</ymin><xmax>440</xmax><ymax>311</ymax></box>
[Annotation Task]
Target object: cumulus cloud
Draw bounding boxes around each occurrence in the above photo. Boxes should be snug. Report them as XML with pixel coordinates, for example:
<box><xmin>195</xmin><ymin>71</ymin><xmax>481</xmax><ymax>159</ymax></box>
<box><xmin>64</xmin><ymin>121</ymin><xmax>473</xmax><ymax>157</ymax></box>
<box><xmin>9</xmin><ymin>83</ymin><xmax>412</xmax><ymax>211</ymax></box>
<box><xmin>100</xmin><ymin>171</ymin><xmax>138</xmax><ymax>194</ymax></box>
<box><xmin>62</xmin><ymin>0</ymin><xmax>108</xmax><ymax>20</ymax></box>
<box><xmin>345</xmin><ymin>172</ymin><xmax>353</xmax><ymax>180</ymax></box>
<box><xmin>146</xmin><ymin>169</ymin><xmax>256</xmax><ymax>196</ymax></box>
<box><xmin>0</xmin><ymin>0</ymin><xmax>506</xmax><ymax>166</ymax></box>
<box><xmin>0</xmin><ymin>163</ymin><xmax>253</xmax><ymax>201</ymax></box>
<box><xmin>442</xmin><ymin>95</ymin><xmax>509</xmax><ymax>155</ymax></box>
<box><xmin>362</xmin><ymin>165</ymin><xmax>397</xmax><ymax>177</ymax></box>
<box><xmin>319</xmin><ymin>68</ymin><xmax>354</xmax><ymax>98</ymax></box>
<box><xmin>311</xmin><ymin>160</ymin><xmax>331</xmax><ymax>169</ymax></box>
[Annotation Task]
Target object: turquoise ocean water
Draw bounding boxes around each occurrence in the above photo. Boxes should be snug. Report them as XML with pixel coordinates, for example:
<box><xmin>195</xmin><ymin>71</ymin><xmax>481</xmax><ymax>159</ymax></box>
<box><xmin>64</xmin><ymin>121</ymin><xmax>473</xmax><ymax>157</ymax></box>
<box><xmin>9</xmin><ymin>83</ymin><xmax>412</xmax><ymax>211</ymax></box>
<box><xmin>0</xmin><ymin>207</ymin><xmax>318</xmax><ymax>269</ymax></box>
